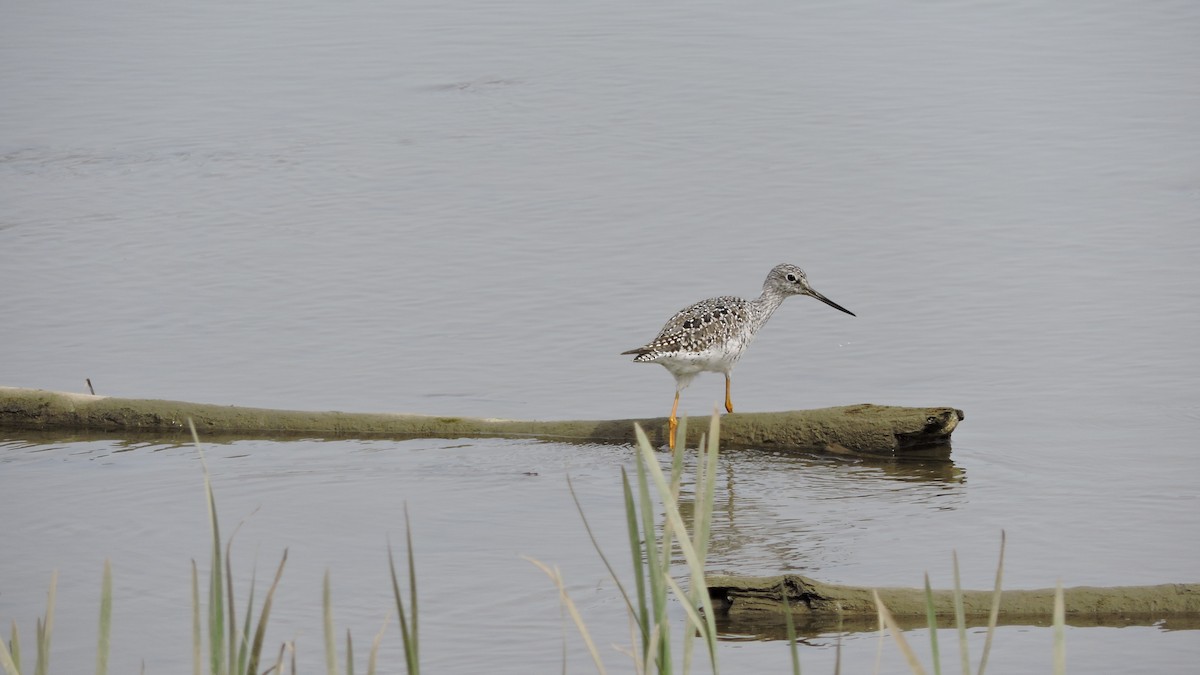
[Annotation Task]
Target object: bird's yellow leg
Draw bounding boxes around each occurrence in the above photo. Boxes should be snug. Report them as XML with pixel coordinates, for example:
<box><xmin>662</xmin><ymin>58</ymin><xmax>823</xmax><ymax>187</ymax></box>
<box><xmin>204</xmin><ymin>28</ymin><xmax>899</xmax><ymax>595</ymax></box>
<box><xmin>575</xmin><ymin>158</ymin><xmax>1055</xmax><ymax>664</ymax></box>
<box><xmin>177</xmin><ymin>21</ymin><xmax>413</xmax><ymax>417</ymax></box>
<box><xmin>725</xmin><ymin>374</ymin><xmax>734</xmax><ymax>414</ymax></box>
<box><xmin>669</xmin><ymin>390</ymin><xmax>680</xmax><ymax>451</ymax></box>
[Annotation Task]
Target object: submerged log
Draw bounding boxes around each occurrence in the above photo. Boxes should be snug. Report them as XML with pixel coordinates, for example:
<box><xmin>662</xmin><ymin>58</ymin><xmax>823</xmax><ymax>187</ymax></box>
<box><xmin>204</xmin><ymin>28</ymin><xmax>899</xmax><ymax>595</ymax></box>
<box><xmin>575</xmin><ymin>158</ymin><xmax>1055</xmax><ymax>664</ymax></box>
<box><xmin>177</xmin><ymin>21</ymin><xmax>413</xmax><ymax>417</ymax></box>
<box><xmin>0</xmin><ymin>386</ymin><xmax>962</xmax><ymax>454</ymax></box>
<box><xmin>708</xmin><ymin>573</ymin><xmax>1200</xmax><ymax>634</ymax></box>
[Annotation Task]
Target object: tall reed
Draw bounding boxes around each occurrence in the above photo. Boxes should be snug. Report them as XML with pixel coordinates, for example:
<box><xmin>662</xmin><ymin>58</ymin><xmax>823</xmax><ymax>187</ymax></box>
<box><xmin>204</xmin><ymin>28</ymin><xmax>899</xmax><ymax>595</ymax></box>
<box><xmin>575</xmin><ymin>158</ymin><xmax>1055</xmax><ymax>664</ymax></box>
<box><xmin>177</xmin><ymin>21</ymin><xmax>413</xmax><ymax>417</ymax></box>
<box><xmin>189</xmin><ymin>419</ymin><xmax>288</xmax><ymax>675</ymax></box>
<box><xmin>873</xmin><ymin>531</ymin><xmax>1066</xmax><ymax>675</ymax></box>
<box><xmin>540</xmin><ymin>412</ymin><xmax>722</xmax><ymax>674</ymax></box>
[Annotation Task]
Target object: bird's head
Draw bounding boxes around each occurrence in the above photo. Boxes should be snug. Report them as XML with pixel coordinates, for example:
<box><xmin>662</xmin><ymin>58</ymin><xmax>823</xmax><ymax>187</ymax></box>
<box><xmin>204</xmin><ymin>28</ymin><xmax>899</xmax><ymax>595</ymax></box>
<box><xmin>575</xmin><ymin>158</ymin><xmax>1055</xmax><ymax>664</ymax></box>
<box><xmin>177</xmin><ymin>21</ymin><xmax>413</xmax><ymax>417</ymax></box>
<box><xmin>766</xmin><ymin>263</ymin><xmax>856</xmax><ymax>316</ymax></box>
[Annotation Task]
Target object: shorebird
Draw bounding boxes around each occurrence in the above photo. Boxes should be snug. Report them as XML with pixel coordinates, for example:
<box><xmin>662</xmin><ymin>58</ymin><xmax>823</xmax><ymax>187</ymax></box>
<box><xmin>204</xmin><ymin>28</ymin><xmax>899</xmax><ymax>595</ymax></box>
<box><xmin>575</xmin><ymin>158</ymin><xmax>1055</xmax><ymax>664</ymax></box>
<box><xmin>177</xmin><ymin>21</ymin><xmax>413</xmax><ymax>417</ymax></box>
<box><xmin>622</xmin><ymin>263</ymin><xmax>855</xmax><ymax>449</ymax></box>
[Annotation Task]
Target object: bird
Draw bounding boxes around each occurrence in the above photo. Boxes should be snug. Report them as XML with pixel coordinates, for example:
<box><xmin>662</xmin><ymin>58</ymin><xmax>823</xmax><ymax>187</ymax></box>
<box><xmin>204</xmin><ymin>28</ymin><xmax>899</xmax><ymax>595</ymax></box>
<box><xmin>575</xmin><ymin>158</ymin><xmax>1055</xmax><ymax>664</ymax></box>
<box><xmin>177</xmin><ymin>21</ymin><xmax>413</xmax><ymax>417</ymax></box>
<box><xmin>622</xmin><ymin>263</ymin><xmax>855</xmax><ymax>449</ymax></box>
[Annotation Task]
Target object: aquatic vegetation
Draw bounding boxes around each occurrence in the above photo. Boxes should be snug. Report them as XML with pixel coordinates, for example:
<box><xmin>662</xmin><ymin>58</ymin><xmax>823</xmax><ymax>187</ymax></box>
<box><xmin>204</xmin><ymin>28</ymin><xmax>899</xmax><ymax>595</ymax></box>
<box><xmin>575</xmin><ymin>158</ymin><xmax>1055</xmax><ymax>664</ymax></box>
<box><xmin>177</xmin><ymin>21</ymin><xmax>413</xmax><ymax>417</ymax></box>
<box><xmin>323</xmin><ymin>569</ymin><xmax>395</xmax><ymax>675</ymax></box>
<box><xmin>190</xmin><ymin>419</ymin><xmax>289</xmax><ymax>675</ymax></box>
<box><xmin>550</xmin><ymin>413</ymin><xmax>722</xmax><ymax>674</ymax></box>
<box><xmin>385</xmin><ymin>508</ymin><xmax>420</xmax><ymax>675</ymax></box>
<box><xmin>871</xmin><ymin>532</ymin><xmax>1066</xmax><ymax>675</ymax></box>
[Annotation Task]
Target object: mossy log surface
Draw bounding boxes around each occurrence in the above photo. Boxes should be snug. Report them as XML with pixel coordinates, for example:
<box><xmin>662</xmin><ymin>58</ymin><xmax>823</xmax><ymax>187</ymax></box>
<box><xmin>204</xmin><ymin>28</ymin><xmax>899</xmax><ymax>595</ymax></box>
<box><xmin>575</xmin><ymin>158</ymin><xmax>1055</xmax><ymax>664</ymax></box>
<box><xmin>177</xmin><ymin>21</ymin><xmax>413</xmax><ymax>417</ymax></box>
<box><xmin>0</xmin><ymin>386</ymin><xmax>962</xmax><ymax>454</ymax></box>
<box><xmin>708</xmin><ymin>573</ymin><xmax>1200</xmax><ymax>634</ymax></box>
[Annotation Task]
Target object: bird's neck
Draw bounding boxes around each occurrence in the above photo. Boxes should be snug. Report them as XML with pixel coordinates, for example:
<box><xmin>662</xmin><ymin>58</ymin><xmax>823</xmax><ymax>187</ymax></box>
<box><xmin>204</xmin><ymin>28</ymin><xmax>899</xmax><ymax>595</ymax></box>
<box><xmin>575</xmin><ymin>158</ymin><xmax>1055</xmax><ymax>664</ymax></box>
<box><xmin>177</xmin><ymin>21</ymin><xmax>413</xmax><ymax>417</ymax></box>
<box><xmin>750</xmin><ymin>288</ymin><xmax>789</xmax><ymax>331</ymax></box>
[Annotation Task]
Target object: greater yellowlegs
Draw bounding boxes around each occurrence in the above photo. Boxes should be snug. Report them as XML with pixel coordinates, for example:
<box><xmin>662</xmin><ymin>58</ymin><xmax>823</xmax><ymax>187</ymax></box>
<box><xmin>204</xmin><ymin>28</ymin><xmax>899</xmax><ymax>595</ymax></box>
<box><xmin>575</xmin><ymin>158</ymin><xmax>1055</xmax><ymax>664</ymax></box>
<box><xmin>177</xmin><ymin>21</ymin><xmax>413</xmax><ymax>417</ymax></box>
<box><xmin>622</xmin><ymin>263</ymin><xmax>855</xmax><ymax>449</ymax></box>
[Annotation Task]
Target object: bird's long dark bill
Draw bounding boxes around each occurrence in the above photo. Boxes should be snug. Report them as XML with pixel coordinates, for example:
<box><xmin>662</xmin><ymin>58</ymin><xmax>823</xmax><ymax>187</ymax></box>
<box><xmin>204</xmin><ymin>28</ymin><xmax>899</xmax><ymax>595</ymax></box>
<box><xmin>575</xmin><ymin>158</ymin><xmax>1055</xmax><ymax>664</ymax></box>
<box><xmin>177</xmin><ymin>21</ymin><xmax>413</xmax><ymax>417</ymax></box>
<box><xmin>810</xmin><ymin>289</ymin><xmax>856</xmax><ymax>317</ymax></box>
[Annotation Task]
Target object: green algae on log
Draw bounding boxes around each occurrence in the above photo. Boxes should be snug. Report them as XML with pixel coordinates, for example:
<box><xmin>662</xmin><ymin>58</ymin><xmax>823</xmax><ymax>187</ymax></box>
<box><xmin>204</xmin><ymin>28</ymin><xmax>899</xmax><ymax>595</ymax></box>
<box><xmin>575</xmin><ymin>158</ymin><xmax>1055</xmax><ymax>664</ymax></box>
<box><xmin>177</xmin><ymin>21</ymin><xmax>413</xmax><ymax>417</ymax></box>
<box><xmin>0</xmin><ymin>387</ymin><xmax>961</xmax><ymax>454</ymax></box>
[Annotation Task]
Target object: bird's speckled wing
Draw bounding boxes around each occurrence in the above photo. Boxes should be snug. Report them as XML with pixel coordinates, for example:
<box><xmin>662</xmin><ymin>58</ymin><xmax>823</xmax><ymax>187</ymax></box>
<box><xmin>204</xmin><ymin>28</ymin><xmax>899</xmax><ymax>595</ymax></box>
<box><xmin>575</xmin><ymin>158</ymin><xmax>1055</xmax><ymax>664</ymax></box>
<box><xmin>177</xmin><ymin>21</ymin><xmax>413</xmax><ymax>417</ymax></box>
<box><xmin>622</xmin><ymin>295</ymin><xmax>752</xmax><ymax>361</ymax></box>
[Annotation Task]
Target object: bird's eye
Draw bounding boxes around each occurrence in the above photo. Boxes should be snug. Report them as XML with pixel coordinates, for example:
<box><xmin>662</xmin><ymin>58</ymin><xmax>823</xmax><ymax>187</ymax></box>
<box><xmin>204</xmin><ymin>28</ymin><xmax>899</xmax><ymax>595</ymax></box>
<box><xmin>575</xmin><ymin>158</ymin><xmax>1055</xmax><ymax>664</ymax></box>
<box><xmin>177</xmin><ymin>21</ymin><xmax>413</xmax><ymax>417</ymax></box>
<box><xmin>786</xmin><ymin>274</ymin><xmax>797</xmax><ymax>282</ymax></box>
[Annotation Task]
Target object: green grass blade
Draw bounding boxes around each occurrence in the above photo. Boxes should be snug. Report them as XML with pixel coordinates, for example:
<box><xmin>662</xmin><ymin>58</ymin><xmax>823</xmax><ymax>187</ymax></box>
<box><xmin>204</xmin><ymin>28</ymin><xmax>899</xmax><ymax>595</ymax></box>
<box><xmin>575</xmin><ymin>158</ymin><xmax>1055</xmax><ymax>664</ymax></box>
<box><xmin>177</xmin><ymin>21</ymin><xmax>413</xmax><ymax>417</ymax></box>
<box><xmin>695</xmin><ymin>413</ymin><xmax>720</xmax><ymax>566</ymax></box>
<box><xmin>229</xmin><ymin>546</ymin><xmax>251</xmax><ymax>675</ymax></box>
<box><xmin>646</xmin><ymin>623</ymin><xmax>664</xmax><ymax>674</ymax></box>
<box><xmin>923</xmin><ymin>573</ymin><xmax>941</xmax><ymax>675</ymax></box>
<box><xmin>1052</xmin><ymin>581</ymin><xmax>1066</xmax><ymax>675</ymax></box>
<box><xmin>0</xmin><ymin>621</ymin><xmax>19</xmax><ymax>675</ymax></box>
<box><xmin>236</xmin><ymin>574</ymin><xmax>255</xmax><ymax>675</ymax></box>
<box><xmin>324</xmin><ymin>570</ymin><xmax>338</xmax><ymax>675</ymax></box>
<box><xmin>620</xmin><ymin>468</ymin><xmax>650</xmax><ymax>653</ymax></box>
<box><xmin>663</xmin><ymin>573</ymin><xmax>709</xmax><ymax>644</ymax></box>
<box><xmin>96</xmin><ymin>559</ymin><xmax>112</xmax><ymax>675</ymax></box>
<box><xmin>209</xmin><ymin>519</ymin><xmax>225</xmax><ymax>675</ymax></box>
<box><xmin>780</xmin><ymin>582</ymin><xmax>801</xmax><ymax>675</ymax></box>
<box><xmin>192</xmin><ymin>561</ymin><xmax>201</xmax><ymax>675</ymax></box>
<box><xmin>35</xmin><ymin>619</ymin><xmax>44</xmax><ymax>675</ymax></box>
<box><xmin>976</xmin><ymin>531</ymin><xmax>1006</xmax><ymax>675</ymax></box>
<box><xmin>226</xmin><ymin>550</ymin><xmax>237</xmax><ymax>675</ymax></box>
<box><xmin>246</xmin><ymin>550</ymin><xmax>287</xmax><ymax>675</ymax></box>
<box><xmin>695</xmin><ymin>414</ymin><xmax>722</xmax><ymax>667</ymax></box>
<box><xmin>683</xmin><ymin>422</ymin><xmax>714</xmax><ymax>675</ymax></box>
<box><xmin>634</xmin><ymin>423</ymin><xmax>719</xmax><ymax>672</ymax></box>
<box><xmin>191</xmin><ymin>419</ymin><xmax>227</xmax><ymax>675</ymax></box>
<box><xmin>636</xmin><ymin>425</ymin><xmax>720</xmax><ymax>659</ymax></box>
<box><xmin>387</xmin><ymin>546</ymin><xmax>412</xmax><ymax>672</ymax></box>
<box><xmin>641</xmin><ymin>429</ymin><xmax>672</xmax><ymax>672</ymax></box>
<box><xmin>345</xmin><ymin>630</ymin><xmax>354</xmax><ymax>675</ymax></box>
<box><xmin>388</xmin><ymin>508</ymin><xmax>420</xmax><ymax>675</ymax></box>
<box><xmin>951</xmin><ymin>552</ymin><xmax>968</xmax><ymax>675</ymax></box>
<box><xmin>34</xmin><ymin>570</ymin><xmax>56</xmax><ymax>675</ymax></box>
<box><xmin>10</xmin><ymin>622</ymin><xmax>20</xmax><ymax>675</ymax></box>
<box><xmin>656</xmin><ymin>436</ymin><xmax>679</xmax><ymax>673</ymax></box>
<box><xmin>404</xmin><ymin>505</ymin><xmax>420</xmax><ymax>674</ymax></box>
<box><xmin>632</xmin><ymin>427</ymin><xmax>669</xmax><ymax>672</ymax></box>
<box><xmin>674</xmin><ymin>427</ymin><xmax>696</xmax><ymax>675</ymax></box>
<box><xmin>874</xmin><ymin>591</ymin><xmax>927</xmax><ymax>675</ymax></box>
<box><xmin>690</xmin><ymin>439</ymin><xmax>710</xmax><ymax>618</ymax></box>
<box><xmin>665</xmin><ymin>419</ymin><xmax>684</xmax><ymax>568</ymax></box>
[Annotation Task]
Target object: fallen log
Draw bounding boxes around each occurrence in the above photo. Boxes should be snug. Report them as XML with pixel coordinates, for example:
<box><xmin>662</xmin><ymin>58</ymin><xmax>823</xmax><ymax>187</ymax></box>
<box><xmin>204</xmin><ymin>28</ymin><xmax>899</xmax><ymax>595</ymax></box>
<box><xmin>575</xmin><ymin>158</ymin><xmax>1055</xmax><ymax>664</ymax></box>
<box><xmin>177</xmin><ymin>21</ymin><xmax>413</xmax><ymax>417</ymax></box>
<box><xmin>0</xmin><ymin>386</ymin><xmax>962</xmax><ymax>454</ymax></box>
<box><xmin>708</xmin><ymin>573</ymin><xmax>1200</xmax><ymax>634</ymax></box>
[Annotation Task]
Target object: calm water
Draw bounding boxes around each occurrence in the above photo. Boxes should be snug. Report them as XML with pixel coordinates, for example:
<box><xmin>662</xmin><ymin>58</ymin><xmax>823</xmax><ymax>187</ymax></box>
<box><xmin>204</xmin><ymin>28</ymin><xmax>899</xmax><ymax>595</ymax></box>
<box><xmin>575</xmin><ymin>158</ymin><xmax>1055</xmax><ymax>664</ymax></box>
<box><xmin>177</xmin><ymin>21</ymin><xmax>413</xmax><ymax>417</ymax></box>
<box><xmin>3</xmin><ymin>0</ymin><xmax>1199</xmax><ymax>672</ymax></box>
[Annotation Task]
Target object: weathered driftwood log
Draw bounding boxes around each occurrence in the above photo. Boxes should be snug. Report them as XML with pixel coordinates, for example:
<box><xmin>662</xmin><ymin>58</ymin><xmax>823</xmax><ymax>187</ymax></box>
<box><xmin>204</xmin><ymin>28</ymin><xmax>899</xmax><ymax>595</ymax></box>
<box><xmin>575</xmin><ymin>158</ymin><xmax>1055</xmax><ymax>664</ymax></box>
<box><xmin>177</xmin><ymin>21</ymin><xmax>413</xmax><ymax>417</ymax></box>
<box><xmin>708</xmin><ymin>573</ymin><xmax>1200</xmax><ymax>634</ymax></box>
<box><xmin>0</xmin><ymin>386</ymin><xmax>962</xmax><ymax>454</ymax></box>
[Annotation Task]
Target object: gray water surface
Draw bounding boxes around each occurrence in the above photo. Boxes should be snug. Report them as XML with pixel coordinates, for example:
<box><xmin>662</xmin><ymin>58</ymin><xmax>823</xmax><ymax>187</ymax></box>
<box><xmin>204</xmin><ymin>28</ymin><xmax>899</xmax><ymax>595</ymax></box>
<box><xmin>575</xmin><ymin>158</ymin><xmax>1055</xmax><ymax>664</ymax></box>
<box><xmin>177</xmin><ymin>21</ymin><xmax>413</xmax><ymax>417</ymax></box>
<box><xmin>3</xmin><ymin>0</ymin><xmax>1199</xmax><ymax>671</ymax></box>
